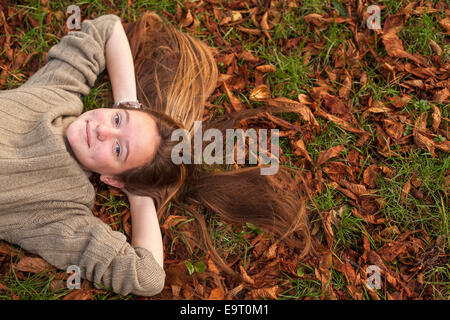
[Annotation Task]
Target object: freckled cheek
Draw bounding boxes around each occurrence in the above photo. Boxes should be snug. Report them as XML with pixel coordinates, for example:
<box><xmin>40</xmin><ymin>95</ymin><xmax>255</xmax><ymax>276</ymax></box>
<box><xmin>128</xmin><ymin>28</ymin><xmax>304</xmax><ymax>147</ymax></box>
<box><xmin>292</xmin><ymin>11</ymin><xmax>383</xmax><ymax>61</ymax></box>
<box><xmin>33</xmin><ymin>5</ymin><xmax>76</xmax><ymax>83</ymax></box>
<box><xmin>92</xmin><ymin>146</ymin><xmax>111</xmax><ymax>165</ymax></box>
<box><xmin>92</xmin><ymin>109</ymin><xmax>110</xmax><ymax>123</ymax></box>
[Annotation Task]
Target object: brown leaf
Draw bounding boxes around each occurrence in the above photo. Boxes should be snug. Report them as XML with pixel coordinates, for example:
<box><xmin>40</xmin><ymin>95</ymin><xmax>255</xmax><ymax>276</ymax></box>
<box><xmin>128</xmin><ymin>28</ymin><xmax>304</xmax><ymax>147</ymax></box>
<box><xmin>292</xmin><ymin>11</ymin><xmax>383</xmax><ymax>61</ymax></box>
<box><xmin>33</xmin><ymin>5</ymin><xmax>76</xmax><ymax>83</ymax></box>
<box><xmin>413</xmin><ymin>131</ymin><xmax>436</xmax><ymax>156</ymax></box>
<box><xmin>181</xmin><ymin>10</ymin><xmax>193</xmax><ymax>28</ymax></box>
<box><xmin>298</xmin><ymin>94</ymin><xmax>313</xmax><ymax>105</ymax></box>
<box><xmin>352</xmin><ymin>207</ymin><xmax>385</xmax><ymax>225</ymax></box>
<box><xmin>429</xmin><ymin>39</ymin><xmax>442</xmax><ymax>56</ymax></box>
<box><xmin>319</xmin><ymin>252</ymin><xmax>332</xmax><ymax>273</ymax></box>
<box><xmin>322</xmin><ymin>94</ymin><xmax>349</xmax><ymax>116</ymax></box>
<box><xmin>401</xmin><ymin>177</ymin><xmax>411</xmax><ymax>203</ymax></box>
<box><xmin>328</xmin><ymin>181</ymin><xmax>358</xmax><ymax>201</ymax></box>
<box><xmin>377</xmin><ymin>242</ymin><xmax>408</xmax><ymax>263</ymax></box>
<box><xmin>249</xmin><ymin>84</ymin><xmax>270</xmax><ymax>101</ymax></box>
<box><xmin>343</xmin><ymin>260</ymin><xmax>357</xmax><ymax>285</ymax></box>
<box><xmin>207</xmin><ymin>257</ymin><xmax>221</xmax><ymax>275</ymax></box>
<box><xmin>227</xmin><ymin>284</ymin><xmax>244</xmax><ymax>299</ymax></box>
<box><xmin>216</xmin><ymin>53</ymin><xmax>235</xmax><ymax>66</ymax></box>
<box><xmin>433</xmin><ymin>87</ymin><xmax>449</xmax><ymax>103</ymax></box>
<box><xmin>0</xmin><ymin>241</ymin><xmax>21</xmax><ymax>256</ymax></box>
<box><xmin>382</xmin><ymin>118</ymin><xmax>404</xmax><ymax>141</ymax></box>
<box><xmin>260</xmin><ymin>11</ymin><xmax>271</xmax><ymax>40</ymax></box>
<box><xmin>238</xmin><ymin>26</ymin><xmax>262</xmax><ymax>35</ymax></box>
<box><xmin>63</xmin><ymin>289</ymin><xmax>94</xmax><ymax>300</ymax></box>
<box><xmin>171</xmin><ymin>284</ymin><xmax>181</xmax><ymax>298</ymax></box>
<box><xmin>363</xmin><ymin>164</ymin><xmax>379</xmax><ymax>189</ymax></box>
<box><xmin>413</xmin><ymin>113</ymin><xmax>436</xmax><ymax>156</ymax></box>
<box><xmin>431</xmin><ymin>105</ymin><xmax>441</xmax><ymax>132</ymax></box>
<box><xmin>240</xmin><ymin>49</ymin><xmax>259</xmax><ymax>63</ymax></box>
<box><xmin>339</xmin><ymin>180</ymin><xmax>369</xmax><ymax>196</ymax></box>
<box><xmin>346</xmin><ymin>149</ymin><xmax>361</xmax><ymax>167</ymax></box>
<box><xmin>239</xmin><ymin>266</ymin><xmax>255</xmax><ymax>285</ymax></box>
<box><xmin>338</xmin><ymin>72</ymin><xmax>352</xmax><ymax>99</ymax></box>
<box><xmin>265</xmin><ymin>113</ymin><xmax>301</xmax><ymax>131</ymax></box>
<box><xmin>223</xmin><ymin>82</ymin><xmax>244</xmax><ymax>112</ymax></box>
<box><xmin>438</xmin><ymin>17</ymin><xmax>450</xmax><ymax>33</ymax></box>
<box><xmin>435</xmin><ymin>140</ymin><xmax>450</xmax><ymax>152</ymax></box>
<box><xmin>267</xmin><ymin>97</ymin><xmax>320</xmax><ymax>129</ymax></box>
<box><xmin>248</xmin><ymin>286</ymin><xmax>279</xmax><ymax>299</ymax></box>
<box><xmin>316</xmin><ymin>145</ymin><xmax>344</xmax><ymax>167</ymax></box>
<box><xmin>321</xmin><ymin>211</ymin><xmax>334</xmax><ymax>248</ymax></box>
<box><xmin>293</xmin><ymin>138</ymin><xmax>313</xmax><ymax>164</ymax></box>
<box><xmin>362</xmin><ymin>105</ymin><xmax>394</xmax><ymax>120</ymax></box>
<box><xmin>382</xmin><ymin>15</ymin><xmax>429</xmax><ymax>67</ymax></box>
<box><xmin>208</xmin><ymin>287</ymin><xmax>225</xmax><ymax>300</ymax></box>
<box><xmin>14</xmin><ymin>256</ymin><xmax>55</xmax><ymax>273</ymax></box>
<box><xmin>380</xmin><ymin>225</ymin><xmax>400</xmax><ymax>238</ymax></box>
<box><xmin>355</xmin><ymin>132</ymin><xmax>371</xmax><ymax>147</ymax></box>
<box><xmin>329</xmin><ymin>205</ymin><xmax>347</xmax><ymax>228</ymax></box>
<box><xmin>378</xmin><ymin>165</ymin><xmax>395</xmax><ymax>178</ymax></box>
<box><xmin>403</xmin><ymin>79</ymin><xmax>424</xmax><ymax>88</ymax></box>
<box><xmin>50</xmin><ymin>279</ymin><xmax>66</xmax><ymax>292</ymax></box>
<box><xmin>316</xmin><ymin>108</ymin><xmax>365</xmax><ymax>134</ymax></box>
<box><xmin>263</xmin><ymin>242</ymin><xmax>278</xmax><ymax>260</ymax></box>
<box><xmin>217</xmin><ymin>73</ymin><xmax>233</xmax><ymax>83</ymax></box>
<box><xmin>255</xmin><ymin>64</ymin><xmax>276</xmax><ymax>73</ymax></box>
<box><xmin>0</xmin><ymin>282</ymin><xmax>11</xmax><ymax>292</ymax></box>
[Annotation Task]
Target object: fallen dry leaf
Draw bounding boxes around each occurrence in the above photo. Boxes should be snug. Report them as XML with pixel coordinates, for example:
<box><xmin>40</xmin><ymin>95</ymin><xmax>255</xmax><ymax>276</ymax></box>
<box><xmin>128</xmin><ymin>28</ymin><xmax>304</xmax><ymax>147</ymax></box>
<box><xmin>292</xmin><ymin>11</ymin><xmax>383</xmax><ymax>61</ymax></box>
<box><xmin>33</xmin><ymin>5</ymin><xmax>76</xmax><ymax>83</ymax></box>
<box><xmin>249</xmin><ymin>84</ymin><xmax>270</xmax><ymax>101</ymax></box>
<box><xmin>248</xmin><ymin>286</ymin><xmax>279</xmax><ymax>299</ymax></box>
<box><xmin>208</xmin><ymin>287</ymin><xmax>225</xmax><ymax>300</ymax></box>
<box><xmin>63</xmin><ymin>289</ymin><xmax>94</xmax><ymax>300</ymax></box>
<box><xmin>223</xmin><ymin>82</ymin><xmax>245</xmax><ymax>112</ymax></box>
<box><xmin>293</xmin><ymin>138</ymin><xmax>313</xmax><ymax>164</ymax></box>
<box><xmin>13</xmin><ymin>256</ymin><xmax>55</xmax><ymax>274</ymax></box>
<box><xmin>316</xmin><ymin>145</ymin><xmax>345</xmax><ymax>167</ymax></box>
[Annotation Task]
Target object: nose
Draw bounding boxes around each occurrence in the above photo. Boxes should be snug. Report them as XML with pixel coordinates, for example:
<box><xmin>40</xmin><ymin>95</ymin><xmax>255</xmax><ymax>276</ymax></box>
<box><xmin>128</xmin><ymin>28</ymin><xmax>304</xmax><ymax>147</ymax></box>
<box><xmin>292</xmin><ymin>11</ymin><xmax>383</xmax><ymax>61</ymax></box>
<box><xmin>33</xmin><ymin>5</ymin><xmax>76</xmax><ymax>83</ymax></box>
<box><xmin>96</xmin><ymin>123</ymin><xmax>116</xmax><ymax>142</ymax></box>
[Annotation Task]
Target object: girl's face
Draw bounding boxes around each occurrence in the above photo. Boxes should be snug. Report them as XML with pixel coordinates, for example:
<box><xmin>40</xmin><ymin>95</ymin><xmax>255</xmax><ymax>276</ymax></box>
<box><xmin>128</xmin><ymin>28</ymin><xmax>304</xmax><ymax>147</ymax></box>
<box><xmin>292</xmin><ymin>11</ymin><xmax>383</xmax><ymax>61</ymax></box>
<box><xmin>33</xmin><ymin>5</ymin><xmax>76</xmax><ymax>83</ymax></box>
<box><xmin>65</xmin><ymin>108</ymin><xmax>160</xmax><ymax>186</ymax></box>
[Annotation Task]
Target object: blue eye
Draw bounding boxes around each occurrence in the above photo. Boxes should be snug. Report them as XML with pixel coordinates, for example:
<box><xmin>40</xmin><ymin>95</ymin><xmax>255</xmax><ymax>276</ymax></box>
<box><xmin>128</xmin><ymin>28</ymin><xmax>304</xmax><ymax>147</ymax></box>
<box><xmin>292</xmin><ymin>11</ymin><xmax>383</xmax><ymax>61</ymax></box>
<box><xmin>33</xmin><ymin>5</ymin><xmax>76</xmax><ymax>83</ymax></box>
<box><xmin>115</xmin><ymin>143</ymin><xmax>121</xmax><ymax>157</ymax></box>
<box><xmin>114</xmin><ymin>113</ymin><xmax>120</xmax><ymax>126</ymax></box>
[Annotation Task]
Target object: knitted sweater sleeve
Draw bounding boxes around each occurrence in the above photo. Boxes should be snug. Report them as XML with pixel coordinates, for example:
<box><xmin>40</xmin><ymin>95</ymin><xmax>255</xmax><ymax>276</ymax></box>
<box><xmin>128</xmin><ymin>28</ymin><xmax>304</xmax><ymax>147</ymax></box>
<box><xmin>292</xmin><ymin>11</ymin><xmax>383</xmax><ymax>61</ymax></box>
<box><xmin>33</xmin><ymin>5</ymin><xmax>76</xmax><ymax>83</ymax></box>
<box><xmin>21</xmin><ymin>14</ymin><xmax>120</xmax><ymax>98</ymax></box>
<box><xmin>11</xmin><ymin>206</ymin><xmax>165</xmax><ymax>297</ymax></box>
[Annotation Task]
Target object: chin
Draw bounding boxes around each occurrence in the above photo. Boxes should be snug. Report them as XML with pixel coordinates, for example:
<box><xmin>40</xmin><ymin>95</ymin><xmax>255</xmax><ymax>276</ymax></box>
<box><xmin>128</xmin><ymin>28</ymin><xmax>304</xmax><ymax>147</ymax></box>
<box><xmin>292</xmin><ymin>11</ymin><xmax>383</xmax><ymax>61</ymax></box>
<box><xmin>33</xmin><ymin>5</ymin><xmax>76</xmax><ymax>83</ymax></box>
<box><xmin>66</xmin><ymin>124</ymin><xmax>87</xmax><ymax>169</ymax></box>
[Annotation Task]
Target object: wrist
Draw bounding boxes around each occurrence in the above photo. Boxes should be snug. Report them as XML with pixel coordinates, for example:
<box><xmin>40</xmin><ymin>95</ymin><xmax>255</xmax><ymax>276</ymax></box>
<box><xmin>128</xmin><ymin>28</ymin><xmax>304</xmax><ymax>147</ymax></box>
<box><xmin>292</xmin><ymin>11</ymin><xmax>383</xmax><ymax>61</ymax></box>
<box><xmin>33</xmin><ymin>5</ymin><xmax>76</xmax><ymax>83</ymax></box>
<box><xmin>113</xmin><ymin>100</ymin><xmax>141</xmax><ymax>109</ymax></box>
<box><xmin>128</xmin><ymin>195</ymin><xmax>155</xmax><ymax>210</ymax></box>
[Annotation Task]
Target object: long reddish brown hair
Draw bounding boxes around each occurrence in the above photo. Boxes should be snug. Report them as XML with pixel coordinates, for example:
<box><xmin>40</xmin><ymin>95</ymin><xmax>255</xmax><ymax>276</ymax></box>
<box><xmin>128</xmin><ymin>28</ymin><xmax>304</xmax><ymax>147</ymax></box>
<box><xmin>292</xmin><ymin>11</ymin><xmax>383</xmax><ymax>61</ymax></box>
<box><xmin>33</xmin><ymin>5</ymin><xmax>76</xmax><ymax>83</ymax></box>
<box><xmin>116</xmin><ymin>12</ymin><xmax>316</xmax><ymax>277</ymax></box>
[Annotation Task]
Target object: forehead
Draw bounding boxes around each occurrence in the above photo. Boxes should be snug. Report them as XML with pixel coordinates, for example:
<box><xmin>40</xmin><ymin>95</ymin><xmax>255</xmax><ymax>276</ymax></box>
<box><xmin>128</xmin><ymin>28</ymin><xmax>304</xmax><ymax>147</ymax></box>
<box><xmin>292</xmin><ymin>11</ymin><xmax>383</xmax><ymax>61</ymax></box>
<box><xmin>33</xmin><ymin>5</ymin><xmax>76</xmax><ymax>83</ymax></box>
<box><xmin>123</xmin><ymin>109</ymin><xmax>160</xmax><ymax>170</ymax></box>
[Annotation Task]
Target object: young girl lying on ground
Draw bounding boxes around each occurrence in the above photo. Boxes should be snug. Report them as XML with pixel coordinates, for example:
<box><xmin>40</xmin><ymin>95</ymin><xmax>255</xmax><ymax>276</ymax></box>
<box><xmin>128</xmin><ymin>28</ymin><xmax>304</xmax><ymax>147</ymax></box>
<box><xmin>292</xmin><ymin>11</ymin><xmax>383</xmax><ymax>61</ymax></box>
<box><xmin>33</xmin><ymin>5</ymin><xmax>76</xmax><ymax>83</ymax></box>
<box><xmin>0</xmin><ymin>12</ymin><xmax>314</xmax><ymax>297</ymax></box>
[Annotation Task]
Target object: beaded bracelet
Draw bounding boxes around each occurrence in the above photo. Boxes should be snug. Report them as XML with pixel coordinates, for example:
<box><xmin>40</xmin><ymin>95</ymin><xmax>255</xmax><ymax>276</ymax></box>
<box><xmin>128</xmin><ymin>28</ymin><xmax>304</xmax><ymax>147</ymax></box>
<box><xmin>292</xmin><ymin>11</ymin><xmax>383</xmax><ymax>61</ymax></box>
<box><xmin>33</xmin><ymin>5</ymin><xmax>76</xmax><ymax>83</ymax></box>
<box><xmin>112</xmin><ymin>100</ymin><xmax>142</xmax><ymax>109</ymax></box>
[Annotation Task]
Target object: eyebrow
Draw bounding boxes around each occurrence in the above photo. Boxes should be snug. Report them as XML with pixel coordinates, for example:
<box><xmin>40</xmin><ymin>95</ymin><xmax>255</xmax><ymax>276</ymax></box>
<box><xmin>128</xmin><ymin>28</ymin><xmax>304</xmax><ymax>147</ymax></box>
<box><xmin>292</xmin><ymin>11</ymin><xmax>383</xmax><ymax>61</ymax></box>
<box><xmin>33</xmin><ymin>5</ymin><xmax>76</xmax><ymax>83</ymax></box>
<box><xmin>123</xmin><ymin>109</ymin><xmax>130</xmax><ymax>163</ymax></box>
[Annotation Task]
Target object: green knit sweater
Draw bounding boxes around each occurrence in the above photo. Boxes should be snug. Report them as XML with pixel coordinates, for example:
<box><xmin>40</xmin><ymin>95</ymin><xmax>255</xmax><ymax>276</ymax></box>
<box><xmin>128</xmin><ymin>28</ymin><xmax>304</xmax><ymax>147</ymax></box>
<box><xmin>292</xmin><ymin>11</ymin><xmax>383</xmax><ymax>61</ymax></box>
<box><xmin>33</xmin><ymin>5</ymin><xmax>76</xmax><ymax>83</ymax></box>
<box><xmin>0</xmin><ymin>14</ymin><xmax>165</xmax><ymax>297</ymax></box>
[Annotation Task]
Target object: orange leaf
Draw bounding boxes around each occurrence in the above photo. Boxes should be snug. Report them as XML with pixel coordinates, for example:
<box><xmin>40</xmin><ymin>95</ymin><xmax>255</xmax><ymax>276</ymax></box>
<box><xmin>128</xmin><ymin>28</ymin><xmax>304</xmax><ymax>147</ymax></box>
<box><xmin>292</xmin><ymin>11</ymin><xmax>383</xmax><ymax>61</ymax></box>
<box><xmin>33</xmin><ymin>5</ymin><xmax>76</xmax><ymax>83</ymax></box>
<box><xmin>255</xmin><ymin>64</ymin><xmax>276</xmax><ymax>73</ymax></box>
<box><xmin>316</xmin><ymin>145</ymin><xmax>344</xmax><ymax>167</ymax></box>
<box><xmin>293</xmin><ymin>138</ymin><xmax>313</xmax><ymax>164</ymax></box>
<box><xmin>249</xmin><ymin>84</ymin><xmax>270</xmax><ymax>101</ymax></box>
<box><xmin>208</xmin><ymin>287</ymin><xmax>224</xmax><ymax>300</ymax></box>
<box><xmin>401</xmin><ymin>177</ymin><xmax>412</xmax><ymax>203</ymax></box>
<box><xmin>316</xmin><ymin>108</ymin><xmax>365</xmax><ymax>134</ymax></box>
<box><xmin>223</xmin><ymin>82</ymin><xmax>244</xmax><ymax>112</ymax></box>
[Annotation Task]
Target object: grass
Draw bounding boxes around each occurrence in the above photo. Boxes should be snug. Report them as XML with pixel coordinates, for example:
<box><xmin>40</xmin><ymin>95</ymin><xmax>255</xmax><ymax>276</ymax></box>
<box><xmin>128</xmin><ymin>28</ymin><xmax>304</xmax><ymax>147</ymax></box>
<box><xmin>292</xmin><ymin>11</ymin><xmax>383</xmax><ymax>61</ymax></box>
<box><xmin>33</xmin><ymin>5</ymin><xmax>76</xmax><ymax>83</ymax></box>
<box><xmin>377</xmin><ymin>149</ymin><xmax>449</xmax><ymax>245</ymax></box>
<box><xmin>0</xmin><ymin>0</ymin><xmax>448</xmax><ymax>300</ymax></box>
<box><xmin>0</xmin><ymin>265</ymin><xmax>71</xmax><ymax>300</ymax></box>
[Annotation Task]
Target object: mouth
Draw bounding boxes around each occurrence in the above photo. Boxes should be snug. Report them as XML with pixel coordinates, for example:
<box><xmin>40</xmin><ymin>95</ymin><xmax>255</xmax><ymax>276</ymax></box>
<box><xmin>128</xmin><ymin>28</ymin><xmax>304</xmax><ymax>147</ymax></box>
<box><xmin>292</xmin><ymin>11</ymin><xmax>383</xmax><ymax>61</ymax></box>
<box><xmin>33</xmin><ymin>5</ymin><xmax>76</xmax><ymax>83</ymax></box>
<box><xmin>85</xmin><ymin>120</ymin><xmax>90</xmax><ymax>148</ymax></box>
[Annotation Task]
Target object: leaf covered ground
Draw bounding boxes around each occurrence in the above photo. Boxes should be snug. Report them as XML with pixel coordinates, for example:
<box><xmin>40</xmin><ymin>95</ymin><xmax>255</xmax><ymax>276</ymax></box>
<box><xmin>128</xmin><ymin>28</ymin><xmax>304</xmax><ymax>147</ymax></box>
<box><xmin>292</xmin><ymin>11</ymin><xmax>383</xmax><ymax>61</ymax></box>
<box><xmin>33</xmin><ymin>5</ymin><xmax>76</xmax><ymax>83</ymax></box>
<box><xmin>0</xmin><ymin>0</ymin><xmax>448</xmax><ymax>300</ymax></box>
